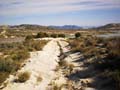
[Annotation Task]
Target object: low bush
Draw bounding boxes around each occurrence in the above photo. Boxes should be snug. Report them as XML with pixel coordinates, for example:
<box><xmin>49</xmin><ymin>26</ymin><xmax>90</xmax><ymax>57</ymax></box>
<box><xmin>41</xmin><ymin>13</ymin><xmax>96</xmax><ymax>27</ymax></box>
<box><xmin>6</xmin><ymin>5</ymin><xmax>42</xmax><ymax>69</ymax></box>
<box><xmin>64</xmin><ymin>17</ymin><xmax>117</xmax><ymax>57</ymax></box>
<box><xmin>58</xmin><ymin>34</ymin><xmax>65</xmax><ymax>38</ymax></box>
<box><xmin>106</xmin><ymin>37</ymin><xmax>120</xmax><ymax>59</ymax></box>
<box><xmin>25</xmin><ymin>35</ymin><xmax>34</xmax><ymax>40</ymax></box>
<box><xmin>92</xmin><ymin>37</ymin><xmax>120</xmax><ymax>89</ymax></box>
<box><xmin>68</xmin><ymin>39</ymin><xmax>85</xmax><ymax>53</ymax></box>
<box><xmin>0</xmin><ymin>37</ymin><xmax>48</xmax><ymax>85</ymax></box>
<box><xmin>35</xmin><ymin>32</ymin><xmax>49</xmax><ymax>38</ymax></box>
<box><xmin>37</xmin><ymin>76</ymin><xmax>42</xmax><ymax>82</ymax></box>
<box><xmin>0</xmin><ymin>42</ymin><xmax>23</xmax><ymax>52</ymax></box>
<box><xmin>16</xmin><ymin>72</ymin><xmax>30</xmax><ymax>83</ymax></box>
<box><xmin>24</xmin><ymin>39</ymin><xmax>48</xmax><ymax>51</ymax></box>
<box><xmin>0</xmin><ymin>57</ymin><xmax>16</xmax><ymax>73</ymax></box>
<box><xmin>69</xmin><ymin>36</ymin><xmax>120</xmax><ymax>89</ymax></box>
<box><xmin>0</xmin><ymin>72</ymin><xmax>9</xmax><ymax>85</ymax></box>
<box><xmin>75</xmin><ymin>32</ymin><xmax>81</xmax><ymax>38</ymax></box>
<box><xmin>50</xmin><ymin>34</ymin><xmax>57</xmax><ymax>38</ymax></box>
<box><xmin>11</xmin><ymin>49</ymin><xmax>30</xmax><ymax>61</ymax></box>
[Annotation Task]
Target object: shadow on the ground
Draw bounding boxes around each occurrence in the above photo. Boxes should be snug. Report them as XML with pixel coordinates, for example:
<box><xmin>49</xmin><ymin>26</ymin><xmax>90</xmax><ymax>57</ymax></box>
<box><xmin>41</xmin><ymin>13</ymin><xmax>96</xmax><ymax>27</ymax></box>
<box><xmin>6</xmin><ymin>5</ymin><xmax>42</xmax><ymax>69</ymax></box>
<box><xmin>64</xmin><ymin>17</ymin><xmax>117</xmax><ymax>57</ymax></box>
<box><xmin>65</xmin><ymin>54</ymin><xmax>117</xmax><ymax>90</ymax></box>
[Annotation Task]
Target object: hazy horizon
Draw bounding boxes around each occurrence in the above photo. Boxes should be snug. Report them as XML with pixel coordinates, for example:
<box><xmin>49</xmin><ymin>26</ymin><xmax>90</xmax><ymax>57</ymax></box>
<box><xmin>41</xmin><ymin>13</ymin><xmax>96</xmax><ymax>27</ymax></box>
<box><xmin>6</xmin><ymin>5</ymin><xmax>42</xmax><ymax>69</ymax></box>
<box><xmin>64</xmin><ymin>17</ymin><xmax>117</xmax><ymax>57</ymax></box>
<box><xmin>0</xmin><ymin>0</ymin><xmax>120</xmax><ymax>26</ymax></box>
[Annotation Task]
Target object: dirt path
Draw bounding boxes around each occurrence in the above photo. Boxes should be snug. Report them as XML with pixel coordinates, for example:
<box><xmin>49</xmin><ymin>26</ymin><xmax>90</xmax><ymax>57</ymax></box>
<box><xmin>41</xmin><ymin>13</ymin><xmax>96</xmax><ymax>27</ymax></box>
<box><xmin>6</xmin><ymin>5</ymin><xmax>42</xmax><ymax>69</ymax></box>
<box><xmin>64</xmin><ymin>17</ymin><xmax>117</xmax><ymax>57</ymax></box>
<box><xmin>47</xmin><ymin>40</ymin><xmax>96</xmax><ymax>90</ymax></box>
<box><xmin>1</xmin><ymin>39</ymin><xmax>97</xmax><ymax>90</ymax></box>
<box><xmin>2</xmin><ymin>39</ymin><xmax>61</xmax><ymax>90</ymax></box>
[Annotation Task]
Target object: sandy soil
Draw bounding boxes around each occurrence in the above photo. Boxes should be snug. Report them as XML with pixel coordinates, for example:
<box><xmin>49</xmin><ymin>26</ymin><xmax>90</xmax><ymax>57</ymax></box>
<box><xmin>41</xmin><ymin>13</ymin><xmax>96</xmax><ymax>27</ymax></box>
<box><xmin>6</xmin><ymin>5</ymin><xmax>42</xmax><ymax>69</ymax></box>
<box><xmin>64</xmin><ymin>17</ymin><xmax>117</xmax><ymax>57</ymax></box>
<box><xmin>1</xmin><ymin>38</ymin><xmax>97</xmax><ymax>90</ymax></box>
<box><xmin>2</xmin><ymin>39</ymin><xmax>61</xmax><ymax>90</ymax></box>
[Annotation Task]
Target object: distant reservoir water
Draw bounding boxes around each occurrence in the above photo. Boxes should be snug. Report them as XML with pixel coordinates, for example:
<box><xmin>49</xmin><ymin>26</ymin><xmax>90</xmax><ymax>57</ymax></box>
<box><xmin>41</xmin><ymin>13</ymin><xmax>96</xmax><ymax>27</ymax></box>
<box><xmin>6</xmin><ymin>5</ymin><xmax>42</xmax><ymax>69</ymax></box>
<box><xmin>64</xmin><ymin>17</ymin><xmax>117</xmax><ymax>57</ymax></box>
<box><xmin>96</xmin><ymin>31</ymin><xmax>120</xmax><ymax>38</ymax></box>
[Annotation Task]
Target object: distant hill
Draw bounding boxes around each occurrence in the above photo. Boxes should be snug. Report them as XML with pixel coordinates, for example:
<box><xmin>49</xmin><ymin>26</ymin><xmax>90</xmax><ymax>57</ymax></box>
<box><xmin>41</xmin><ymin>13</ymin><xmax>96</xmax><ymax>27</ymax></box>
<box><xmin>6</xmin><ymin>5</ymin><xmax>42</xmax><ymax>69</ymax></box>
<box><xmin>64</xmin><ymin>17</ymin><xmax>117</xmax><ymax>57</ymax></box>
<box><xmin>0</xmin><ymin>23</ymin><xmax>120</xmax><ymax>31</ymax></box>
<box><xmin>0</xmin><ymin>24</ymin><xmax>83</xmax><ymax>31</ymax></box>
<box><xmin>9</xmin><ymin>24</ymin><xmax>51</xmax><ymax>30</ymax></box>
<box><xmin>98</xmin><ymin>23</ymin><xmax>120</xmax><ymax>30</ymax></box>
<box><xmin>4</xmin><ymin>24</ymin><xmax>82</xmax><ymax>30</ymax></box>
<box><xmin>49</xmin><ymin>25</ymin><xmax>82</xmax><ymax>30</ymax></box>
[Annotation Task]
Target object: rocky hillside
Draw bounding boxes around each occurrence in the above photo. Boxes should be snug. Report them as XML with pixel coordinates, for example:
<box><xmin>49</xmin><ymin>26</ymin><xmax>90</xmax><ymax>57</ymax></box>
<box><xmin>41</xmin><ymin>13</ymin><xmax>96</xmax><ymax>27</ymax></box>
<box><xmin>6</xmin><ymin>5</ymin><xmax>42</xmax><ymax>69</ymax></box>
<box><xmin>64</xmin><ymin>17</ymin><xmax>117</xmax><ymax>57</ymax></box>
<box><xmin>98</xmin><ymin>23</ymin><xmax>120</xmax><ymax>30</ymax></box>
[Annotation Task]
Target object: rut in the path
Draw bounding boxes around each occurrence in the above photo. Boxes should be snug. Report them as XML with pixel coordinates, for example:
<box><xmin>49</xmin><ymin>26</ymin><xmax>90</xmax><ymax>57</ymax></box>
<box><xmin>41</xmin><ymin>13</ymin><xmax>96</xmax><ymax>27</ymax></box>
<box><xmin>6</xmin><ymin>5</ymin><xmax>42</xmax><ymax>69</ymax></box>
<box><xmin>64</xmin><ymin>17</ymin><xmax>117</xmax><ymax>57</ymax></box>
<box><xmin>48</xmin><ymin>40</ymin><xmax>96</xmax><ymax>90</ymax></box>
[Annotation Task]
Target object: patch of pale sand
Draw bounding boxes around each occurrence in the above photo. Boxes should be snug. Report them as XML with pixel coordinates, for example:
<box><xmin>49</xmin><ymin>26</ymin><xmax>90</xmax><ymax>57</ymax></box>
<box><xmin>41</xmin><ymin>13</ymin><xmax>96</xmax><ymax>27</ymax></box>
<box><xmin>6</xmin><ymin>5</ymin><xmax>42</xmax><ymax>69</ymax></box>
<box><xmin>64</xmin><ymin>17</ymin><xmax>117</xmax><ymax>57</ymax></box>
<box><xmin>85</xmin><ymin>87</ymin><xmax>96</xmax><ymax>90</ymax></box>
<box><xmin>2</xmin><ymin>39</ymin><xmax>61</xmax><ymax>90</ymax></box>
<box><xmin>58</xmin><ymin>40</ymin><xmax>70</xmax><ymax>53</ymax></box>
<box><xmin>45</xmin><ymin>40</ymin><xmax>69</xmax><ymax>90</ymax></box>
<box><xmin>55</xmin><ymin>68</ymin><xmax>68</xmax><ymax>86</ymax></box>
<box><xmin>54</xmin><ymin>76</ymin><xmax>67</xmax><ymax>87</ymax></box>
<box><xmin>0</xmin><ymin>52</ymin><xmax>3</xmax><ymax>56</ymax></box>
<box><xmin>35</xmin><ymin>37</ymin><xmax>66</xmax><ymax>41</ymax></box>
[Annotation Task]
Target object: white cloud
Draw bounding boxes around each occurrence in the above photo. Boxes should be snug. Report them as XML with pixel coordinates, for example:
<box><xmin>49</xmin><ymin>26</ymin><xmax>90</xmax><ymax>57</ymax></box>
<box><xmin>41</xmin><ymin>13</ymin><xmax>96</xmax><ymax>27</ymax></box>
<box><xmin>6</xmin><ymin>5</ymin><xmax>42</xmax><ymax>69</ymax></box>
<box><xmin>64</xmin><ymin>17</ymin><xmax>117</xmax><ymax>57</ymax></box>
<box><xmin>0</xmin><ymin>0</ymin><xmax>120</xmax><ymax>16</ymax></box>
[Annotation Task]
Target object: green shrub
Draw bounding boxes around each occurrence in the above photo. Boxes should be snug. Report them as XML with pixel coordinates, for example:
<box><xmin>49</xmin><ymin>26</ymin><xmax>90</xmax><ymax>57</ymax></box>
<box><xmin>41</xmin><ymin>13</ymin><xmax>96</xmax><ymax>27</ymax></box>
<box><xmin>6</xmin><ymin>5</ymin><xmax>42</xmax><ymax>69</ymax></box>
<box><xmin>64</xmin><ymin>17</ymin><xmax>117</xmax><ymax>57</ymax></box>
<box><xmin>36</xmin><ymin>32</ymin><xmax>49</xmax><ymax>38</ymax></box>
<box><xmin>11</xmin><ymin>49</ymin><xmax>30</xmax><ymax>61</ymax></box>
<box><xmin>50</xmin><ymin>34</ymin><xmax>57</xmax><ymax>38</ymax></box>
<box><xmin>0</xmin><ymin>42</ymin><xmax>22</xmax><ymax>52</ymax></box>
<box><xmin>0</xmin><ymin>35</ymin><xmax>48</xmax><ymax>85</ymax></box>
<box><xmin>0</xmin><ymin>38</ymin><xmax>48</xmax><ymax>85</ymax></box>
<box><xmin>25</xmin><ymin>35</ymin><xmax>34</xmax><ymax>41</ymax></box>
<box><xmin>24</xmin><ymin>39</ymin><xmax>48</xmax><ymax>51</ymax></box>
<box><xmin>0</xmin><ymin>57</ymin><xmax>16</xmax><ymax>73</ymax></box>
<box><xmin>68</xmin><ymin>39</ymin><xmax>84</xmax><ymax>52</ymax></box>
<box><xmin>75</xmin><ymin>32</ymin><xmax>81</xmax><ymax>38</ymax></box>
<box><xmin>58</xmin><ymin>34</ymin><xmax>65</xmax><ymax>38</ymax></box>
<box><xmin>16</xmin><ymin>72</ymin><xmax>30</xmax><ymax>83</ymax></box>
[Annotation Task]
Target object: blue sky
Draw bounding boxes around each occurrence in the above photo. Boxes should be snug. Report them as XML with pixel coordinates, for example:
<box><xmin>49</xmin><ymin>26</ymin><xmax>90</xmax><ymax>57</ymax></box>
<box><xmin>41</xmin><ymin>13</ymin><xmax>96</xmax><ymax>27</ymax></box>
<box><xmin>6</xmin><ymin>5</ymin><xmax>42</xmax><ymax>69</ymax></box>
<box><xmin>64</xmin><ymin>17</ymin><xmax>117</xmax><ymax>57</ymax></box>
<box><xmin>0</xmin><ymin>0</ymin><xmax>120</xmax><ymax>26</ymax></box>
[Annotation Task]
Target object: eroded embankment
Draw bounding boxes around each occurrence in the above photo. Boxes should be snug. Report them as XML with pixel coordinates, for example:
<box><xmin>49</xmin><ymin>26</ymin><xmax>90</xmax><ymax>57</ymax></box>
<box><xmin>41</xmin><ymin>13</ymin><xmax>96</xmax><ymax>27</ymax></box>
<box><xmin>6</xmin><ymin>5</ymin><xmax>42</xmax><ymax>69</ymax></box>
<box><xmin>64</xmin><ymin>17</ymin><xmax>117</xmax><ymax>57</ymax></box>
<box><xmin>1</xmin><ymin>39</ymin><xmax>61</xmax><ymax>90</ymax></box>
<box><xmin>48</xmin><ymin>40</ymin><xmax>96</xmax><ymax>90</ymax></box>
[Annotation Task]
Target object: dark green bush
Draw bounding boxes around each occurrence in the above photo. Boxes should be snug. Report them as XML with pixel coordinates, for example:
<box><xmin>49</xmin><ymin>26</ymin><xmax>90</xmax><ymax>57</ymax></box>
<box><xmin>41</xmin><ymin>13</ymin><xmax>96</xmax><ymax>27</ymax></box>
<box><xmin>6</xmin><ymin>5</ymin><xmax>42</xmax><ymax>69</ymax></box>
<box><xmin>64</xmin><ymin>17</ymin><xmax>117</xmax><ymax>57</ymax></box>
<box><xmin>50</xmin><ymin>34</ymin><xmax>57</xmax><ymax>38</ymax></box>
<box><xmin>36</xmin><ymin>32</ymin><xmax>49</xmax><ymax>38</ymax></box>
<box><xmin>75</xmin><ymin>32</ymin><xmax>81</xmax><ymax>38</ymax></box>
<box><xmin>58</xmin><ymin>34</ymin><xmax>65</xmax><ymax>38</ymax></box>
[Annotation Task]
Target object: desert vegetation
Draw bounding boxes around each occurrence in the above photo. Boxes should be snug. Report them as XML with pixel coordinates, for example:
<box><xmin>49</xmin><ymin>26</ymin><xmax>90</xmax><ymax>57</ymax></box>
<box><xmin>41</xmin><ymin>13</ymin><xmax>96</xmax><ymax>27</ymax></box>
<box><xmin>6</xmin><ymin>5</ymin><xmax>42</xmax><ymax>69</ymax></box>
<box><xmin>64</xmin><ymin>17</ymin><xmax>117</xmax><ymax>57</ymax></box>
<box><xmin>25</xmin><ymin>32</ymin><xmax>66</xmax><ymax>39</ymax></box>
<box><xmin>0</xmin><ymin>35</ymin><xmax>48</xmax><ymax>85</ymax></box>
<box><xmin>68</xmin><ymin>33</ymin><xmax>120</xmax><ymax>90</ymax></box>
<box><xmin>75</xmin><ymin>32</ymin><xmax>81</xmax><ymax>38</ymax></box>
<box><xmin>14</xmin><ymin>71</ymin><xmax>31</xmax><ymax>83</ymax></box>
<box><xmin>0</xmin><ymin>24</ymin><xmax>120</xmax><ymax>90</ymax></box>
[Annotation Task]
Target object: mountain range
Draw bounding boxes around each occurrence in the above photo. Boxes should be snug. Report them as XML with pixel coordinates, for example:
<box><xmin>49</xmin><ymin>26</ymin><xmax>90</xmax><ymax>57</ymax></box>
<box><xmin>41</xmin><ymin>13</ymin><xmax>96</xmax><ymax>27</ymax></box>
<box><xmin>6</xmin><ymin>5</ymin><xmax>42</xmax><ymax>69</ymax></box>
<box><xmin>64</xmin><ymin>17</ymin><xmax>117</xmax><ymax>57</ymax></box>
<box><xmin>48</xmin><ymin>25</ymin><xmax>83</xmax><ymax>30</ymax></box>
<box><xmin>0</xmin><ymin>23</ymin><xmax>120</xmax><ymax>30</ymax></box>
<box><xmin>98</xmin><ymin>23</ymin><xmax>120</xmax><ymax>30</ymax></box>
